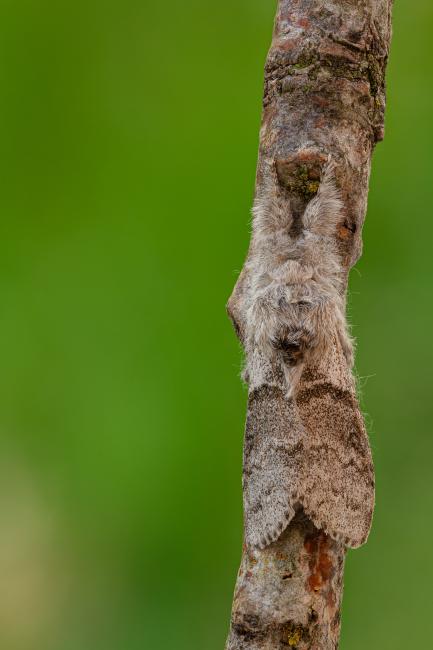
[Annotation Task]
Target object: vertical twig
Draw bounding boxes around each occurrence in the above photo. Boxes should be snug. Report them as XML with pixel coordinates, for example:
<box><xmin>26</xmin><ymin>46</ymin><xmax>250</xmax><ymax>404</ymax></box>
<box><xmin>226</xmin><ymin>1</ymin><xmax>393</xmax><ymax>648</ymax></box>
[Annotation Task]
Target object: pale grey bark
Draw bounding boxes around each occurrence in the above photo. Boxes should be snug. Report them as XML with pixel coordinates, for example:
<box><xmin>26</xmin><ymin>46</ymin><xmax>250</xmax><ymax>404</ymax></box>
<box><xmin>226</xmin><ymin>1</ymin><xmax>393</xmax><ymax>648</ymax></box>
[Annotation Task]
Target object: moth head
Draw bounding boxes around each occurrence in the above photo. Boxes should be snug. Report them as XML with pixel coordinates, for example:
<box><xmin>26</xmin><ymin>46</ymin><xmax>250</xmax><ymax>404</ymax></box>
<box><xmin>272</xmin><ymin>326</ymin><xmax>314</xmax><ymax>368</ymax></box>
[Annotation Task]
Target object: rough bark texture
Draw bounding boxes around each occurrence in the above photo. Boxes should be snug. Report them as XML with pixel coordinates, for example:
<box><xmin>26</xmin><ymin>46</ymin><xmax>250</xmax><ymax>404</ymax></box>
<box><xmin>226</xmin><ymin>1</ymin><xmax>393</xmax><ymax>648</ymax></box>
<box><xmin>226</xmin><ymin>513</ymin><xmax>345</xmax><ymax>649</ymax></box>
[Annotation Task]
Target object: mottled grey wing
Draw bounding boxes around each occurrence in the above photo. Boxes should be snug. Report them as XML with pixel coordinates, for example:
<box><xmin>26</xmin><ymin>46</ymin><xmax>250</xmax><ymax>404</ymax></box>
<box><xmin>295</xmin><ymin>333</ymin><xmax>375</xmax><ymax>548</ymax></box>
<box><xmin>242</xmin><ymin>335</ymin><xmax>374</xmax><ymax>550</ymax></box>
<box><xmin>243</xmin><ymin>384</ymin><xmax>305</xmax><ymax>549</ymax></box>
<box><xmin>297</xmin><ymin>377</ymin><xmax>375</xmax><ymax>548</ymax></box>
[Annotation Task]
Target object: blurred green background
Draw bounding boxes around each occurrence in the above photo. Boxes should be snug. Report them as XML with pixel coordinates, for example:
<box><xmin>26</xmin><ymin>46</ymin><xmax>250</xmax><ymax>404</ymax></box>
<box><xmin>0</xmin><ymin>1</ymin><xmax>431</xmax><ymax>648</ymax></box>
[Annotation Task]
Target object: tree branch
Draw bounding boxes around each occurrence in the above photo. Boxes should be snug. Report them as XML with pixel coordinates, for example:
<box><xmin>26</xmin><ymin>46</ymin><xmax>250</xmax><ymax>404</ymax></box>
<box><xmin>226</xmin><ymin>1</ymin><xmax>393</xmax><ymax>648</ymax></box>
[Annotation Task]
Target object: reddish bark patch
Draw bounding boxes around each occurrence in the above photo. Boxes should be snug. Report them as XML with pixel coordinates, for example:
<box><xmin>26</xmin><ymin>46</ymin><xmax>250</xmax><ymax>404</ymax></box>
<box><xmin>319</xmin><ymin>41</ymin><xmax>359</xmax><ymax>64</ymax></box>
<box><xmin>274</xmin><ymin>37</ymin><xmax>298</xmax><ymax>52</ymax></box>
<box><xmin>312</xmin><ymin>95</ymin><xmax>331</xmax><ymax>109</ymax></box>
<box><xmin>295</xmin><ymin>150</ymin><xmax>328</xmax><ymax>167</ymax></box>
<box><xmin>314</xmin><ymin>116</ymin><xmax>327</xmax><ymax>129</ymax></box>
<box><xmin>338</xmin><ymin>224</ymin><xmax>352</xmax><ymax>239</ymax></box>
<box><xmin>327</xmin><ymin>587</ymin><xmax>336</xmax><ymax>609</ymax></box>
<box><xmin>305</xmin><ymin>532</ymin><xmax>334</xmax><ymax>593</ymax></box>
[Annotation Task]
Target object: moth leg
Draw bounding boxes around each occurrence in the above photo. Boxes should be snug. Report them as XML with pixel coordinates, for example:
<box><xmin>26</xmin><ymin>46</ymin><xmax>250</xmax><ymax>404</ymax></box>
<box><xmin>274</xmin><ymin>296</ymin><xmax>348</xmax><ymax>396</ymax></box>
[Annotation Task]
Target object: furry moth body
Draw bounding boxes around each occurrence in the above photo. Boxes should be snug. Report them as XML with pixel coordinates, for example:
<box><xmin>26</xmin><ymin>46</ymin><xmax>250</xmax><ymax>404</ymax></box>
<box><xmin>238</xmin><ymin>161</ymin><xmax>375</xmax><ymax>550</ymax></box>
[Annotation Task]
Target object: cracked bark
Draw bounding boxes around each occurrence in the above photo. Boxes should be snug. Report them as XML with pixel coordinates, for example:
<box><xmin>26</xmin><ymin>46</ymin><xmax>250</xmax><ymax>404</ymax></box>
<box><xmin>225</xmin><ymin>1</ymin><xmax>393</xmax><ymax>648</ymax></box>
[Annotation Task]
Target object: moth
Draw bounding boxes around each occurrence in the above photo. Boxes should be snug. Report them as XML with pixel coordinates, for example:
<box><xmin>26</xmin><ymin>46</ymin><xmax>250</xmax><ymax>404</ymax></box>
<box><xmin>233</xmin><ymin>160</ymin><xmax>375</xmax><ymax>550</ymax></box>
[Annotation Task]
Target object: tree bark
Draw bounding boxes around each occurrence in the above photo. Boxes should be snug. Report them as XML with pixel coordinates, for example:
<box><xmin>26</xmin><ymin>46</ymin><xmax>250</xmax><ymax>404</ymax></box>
<box><xmin>226</xmin><ymin>1</ymin><xmax>393</xmax><ymax>648</ymax></box>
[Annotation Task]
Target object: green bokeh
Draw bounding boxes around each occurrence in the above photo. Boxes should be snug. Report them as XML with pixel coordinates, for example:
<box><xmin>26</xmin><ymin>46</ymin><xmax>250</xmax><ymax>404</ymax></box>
<box><xmin>0</xmin><ymin>1</ymin><xmax>431</xmax><ymax>648</ymax></box>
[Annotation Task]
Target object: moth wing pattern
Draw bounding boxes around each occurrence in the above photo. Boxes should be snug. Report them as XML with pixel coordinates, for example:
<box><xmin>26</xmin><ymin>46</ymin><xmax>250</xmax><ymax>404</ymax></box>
<box><xmin>243</xmin><ymin>378</ymin><xmax>305</xmax><ymax>549</ymax></box>
<box><xmin>297</xmin><ymin>334</ymin><xmax>375</xmax><ymax>548</ymax></box>
<box><xmin>242</xmin><ymin>336</ymin><xmax>375</xmax><ymax>550</ymax></box>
